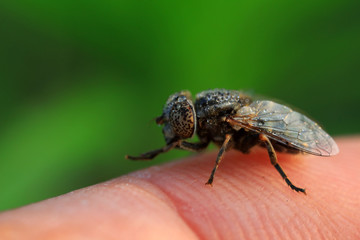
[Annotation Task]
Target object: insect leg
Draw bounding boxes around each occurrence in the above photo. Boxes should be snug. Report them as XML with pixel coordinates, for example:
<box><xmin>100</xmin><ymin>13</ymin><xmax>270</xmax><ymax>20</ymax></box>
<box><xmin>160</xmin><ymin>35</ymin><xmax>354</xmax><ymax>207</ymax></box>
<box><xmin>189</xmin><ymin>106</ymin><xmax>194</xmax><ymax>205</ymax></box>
<box><xmin>178</xmin><ymin>140</ymin><xmax>210</xmax><ymax>152</ymax></box>
<box><xmin>206</xmin><ymin>134</ymin><xmax>232</xmax><ymax>186</ymax></box>
<box><xmin>259</xmin><ymin>134</ymin><xmax>306</xmax><ymax>194</ymax></box>
<box><xmin>125</xmin><ymin>141</ymin><xmax>180</xmax><ymax>160</ymax></box>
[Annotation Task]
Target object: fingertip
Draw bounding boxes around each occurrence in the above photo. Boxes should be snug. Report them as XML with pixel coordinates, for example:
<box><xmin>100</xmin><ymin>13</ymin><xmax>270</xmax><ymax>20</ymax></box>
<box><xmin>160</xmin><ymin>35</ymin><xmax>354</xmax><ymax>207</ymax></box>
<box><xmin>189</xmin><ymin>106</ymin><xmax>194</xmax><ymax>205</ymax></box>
<box><xmin>1</xmin><ymin>137</ymin><xmax>359</xmax><ymax>239</ymax></box>
<box><xmin>131</xmin><ymin>138</ymin><xmax>360</xmax><ymax>239</ymax></box>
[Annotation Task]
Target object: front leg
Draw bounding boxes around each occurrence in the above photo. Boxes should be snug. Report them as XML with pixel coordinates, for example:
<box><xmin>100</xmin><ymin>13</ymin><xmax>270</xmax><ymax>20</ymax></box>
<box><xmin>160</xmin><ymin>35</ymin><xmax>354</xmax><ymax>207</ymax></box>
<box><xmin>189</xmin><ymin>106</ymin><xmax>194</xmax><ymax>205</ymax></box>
<box><xmin>125</xmin><ymin>141</ymin><xmax>180</xmax><ymax>160</ymax></box>
<box><xmin>178</xmin><ymin>139</ymin><xmax>210</xmax><ymax>152</ymax></box>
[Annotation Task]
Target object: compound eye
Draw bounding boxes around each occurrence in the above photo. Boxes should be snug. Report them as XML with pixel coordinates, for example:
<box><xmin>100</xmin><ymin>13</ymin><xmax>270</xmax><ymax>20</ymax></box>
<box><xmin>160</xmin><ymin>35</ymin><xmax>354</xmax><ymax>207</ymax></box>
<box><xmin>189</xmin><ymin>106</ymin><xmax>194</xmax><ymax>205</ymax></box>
<box><xmin>169</xmin><ymin>98</ymin><xmax>196</xmax><ymax>139</ymax></box>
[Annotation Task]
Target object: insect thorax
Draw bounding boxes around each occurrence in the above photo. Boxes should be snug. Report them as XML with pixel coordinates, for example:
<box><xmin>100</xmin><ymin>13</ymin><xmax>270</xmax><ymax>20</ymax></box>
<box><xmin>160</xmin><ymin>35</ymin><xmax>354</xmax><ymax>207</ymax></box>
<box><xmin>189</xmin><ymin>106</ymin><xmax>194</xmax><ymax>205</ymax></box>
<box><xmin>194</xmin><ymin>89</ymin><xmax>253</xmax><ymax>143</ymax></box>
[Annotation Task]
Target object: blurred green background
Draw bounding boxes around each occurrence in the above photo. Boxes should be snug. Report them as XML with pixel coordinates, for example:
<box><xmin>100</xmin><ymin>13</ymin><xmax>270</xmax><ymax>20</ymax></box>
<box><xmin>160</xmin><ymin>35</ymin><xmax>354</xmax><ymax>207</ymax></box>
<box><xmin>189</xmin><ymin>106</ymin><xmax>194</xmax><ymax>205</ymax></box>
<box><xmin>0</xmin><ymin>0</ymin><xmax>359</xmax><ymax>211</ymax></box>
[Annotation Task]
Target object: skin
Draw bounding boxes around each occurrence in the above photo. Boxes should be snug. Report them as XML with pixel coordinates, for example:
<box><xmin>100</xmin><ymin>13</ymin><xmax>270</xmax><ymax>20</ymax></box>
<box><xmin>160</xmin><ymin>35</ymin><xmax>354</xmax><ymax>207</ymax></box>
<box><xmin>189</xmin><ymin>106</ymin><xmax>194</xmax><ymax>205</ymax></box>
<box><xmin>0</xmin><ymin>137</ymin><xmax>359</xmax><ymax>240</ymax></box>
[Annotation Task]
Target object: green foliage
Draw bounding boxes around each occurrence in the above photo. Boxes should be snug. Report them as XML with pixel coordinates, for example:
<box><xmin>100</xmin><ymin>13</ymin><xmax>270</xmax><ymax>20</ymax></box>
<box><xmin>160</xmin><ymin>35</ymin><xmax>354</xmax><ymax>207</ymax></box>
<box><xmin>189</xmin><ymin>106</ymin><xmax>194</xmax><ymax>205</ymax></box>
<box><xmin>0</xmin><ymin>0</ymin><xmax>359</xmax><ymax>210</ymax></box>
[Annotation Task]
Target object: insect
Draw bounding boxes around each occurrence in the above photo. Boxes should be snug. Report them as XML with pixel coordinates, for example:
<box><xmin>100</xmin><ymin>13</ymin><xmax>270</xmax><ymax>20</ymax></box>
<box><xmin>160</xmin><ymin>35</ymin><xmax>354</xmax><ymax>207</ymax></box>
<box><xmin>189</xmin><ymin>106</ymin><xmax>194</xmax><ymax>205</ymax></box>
<box><xmin>126</xmin><ymin>89</ymin><xmax>339</xmax><ymax>194</ymax></box>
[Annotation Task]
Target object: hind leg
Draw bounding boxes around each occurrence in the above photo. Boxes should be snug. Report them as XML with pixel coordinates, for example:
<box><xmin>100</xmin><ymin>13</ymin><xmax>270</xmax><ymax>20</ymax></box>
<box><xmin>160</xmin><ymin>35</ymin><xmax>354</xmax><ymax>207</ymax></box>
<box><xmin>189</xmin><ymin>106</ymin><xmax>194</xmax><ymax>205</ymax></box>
<box><xmin>259</xmin><ymin>134</ymin><xmax>306</xmax><ymax>194</ymax></box>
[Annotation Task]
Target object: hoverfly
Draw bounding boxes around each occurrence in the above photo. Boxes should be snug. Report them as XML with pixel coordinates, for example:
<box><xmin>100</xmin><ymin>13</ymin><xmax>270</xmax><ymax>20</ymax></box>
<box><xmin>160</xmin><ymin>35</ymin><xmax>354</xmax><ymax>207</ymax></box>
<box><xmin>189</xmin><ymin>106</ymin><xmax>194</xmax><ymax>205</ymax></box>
<box><xmin>126</xmin><ymin>89</ymin><xmax>339</xmax><ymax>193</ymax></box>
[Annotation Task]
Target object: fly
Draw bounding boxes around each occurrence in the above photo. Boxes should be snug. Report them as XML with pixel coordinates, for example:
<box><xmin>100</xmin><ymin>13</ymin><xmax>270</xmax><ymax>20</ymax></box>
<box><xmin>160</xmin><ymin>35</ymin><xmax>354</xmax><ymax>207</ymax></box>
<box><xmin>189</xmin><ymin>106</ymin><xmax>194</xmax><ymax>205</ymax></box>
<box><xmin>126</xmin><ymin>89</ymin><xmax>339</xmax><ymax>194</ymax></box>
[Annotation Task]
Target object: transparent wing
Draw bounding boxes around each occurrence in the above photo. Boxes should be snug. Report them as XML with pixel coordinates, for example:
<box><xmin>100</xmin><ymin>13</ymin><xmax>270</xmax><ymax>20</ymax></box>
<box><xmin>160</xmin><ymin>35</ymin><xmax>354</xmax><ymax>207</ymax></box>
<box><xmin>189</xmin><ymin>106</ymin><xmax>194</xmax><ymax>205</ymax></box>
<box><xmin>230</xmin><ymin>100</ymin><xmax>339</xmax><ymax>156</ymax></box>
